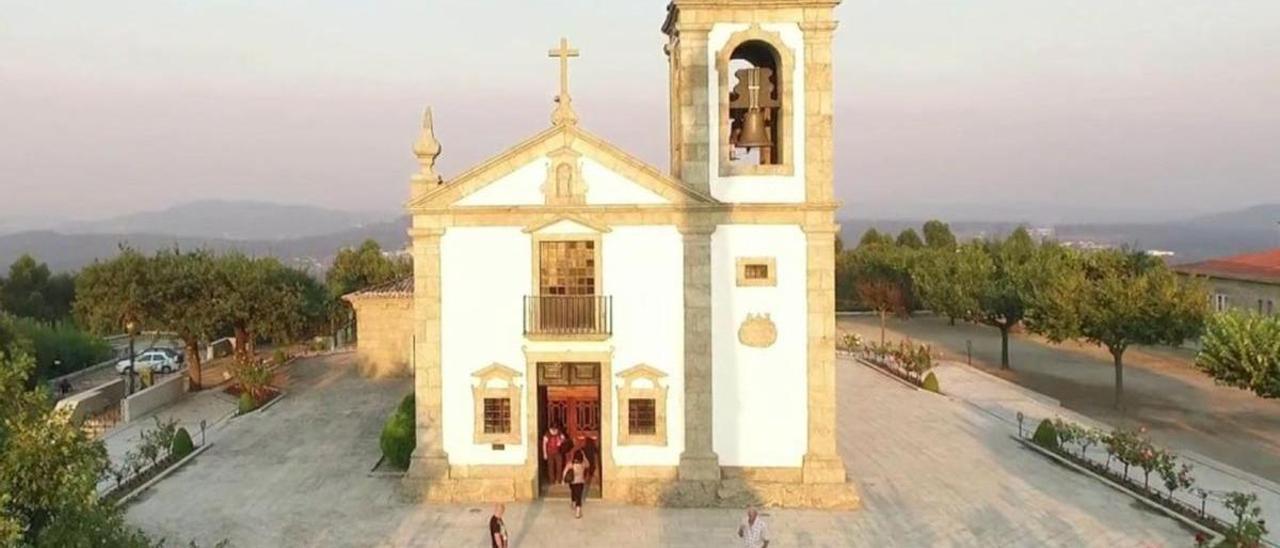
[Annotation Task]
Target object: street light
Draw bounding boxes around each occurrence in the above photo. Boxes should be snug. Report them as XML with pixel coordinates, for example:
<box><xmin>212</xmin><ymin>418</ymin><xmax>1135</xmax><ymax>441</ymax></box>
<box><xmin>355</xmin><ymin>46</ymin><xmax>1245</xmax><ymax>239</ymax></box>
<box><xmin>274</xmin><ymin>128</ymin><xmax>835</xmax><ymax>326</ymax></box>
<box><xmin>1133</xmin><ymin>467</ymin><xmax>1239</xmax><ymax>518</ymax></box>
<box><xmin>125</xmin><ymin>319</ymin><xmax>137</xmax><ymax>395</ymax></box>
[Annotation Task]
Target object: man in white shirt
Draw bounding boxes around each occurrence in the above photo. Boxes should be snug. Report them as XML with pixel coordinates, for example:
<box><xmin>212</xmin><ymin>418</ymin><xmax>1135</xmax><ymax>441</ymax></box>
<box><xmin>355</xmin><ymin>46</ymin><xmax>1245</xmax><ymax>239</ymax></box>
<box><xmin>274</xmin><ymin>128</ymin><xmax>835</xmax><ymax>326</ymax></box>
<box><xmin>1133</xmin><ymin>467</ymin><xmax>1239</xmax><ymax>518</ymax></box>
<box><xmin>737</xmin><ymin>507</ymin><xmax>770</xmax><ymax>548</ymax></box>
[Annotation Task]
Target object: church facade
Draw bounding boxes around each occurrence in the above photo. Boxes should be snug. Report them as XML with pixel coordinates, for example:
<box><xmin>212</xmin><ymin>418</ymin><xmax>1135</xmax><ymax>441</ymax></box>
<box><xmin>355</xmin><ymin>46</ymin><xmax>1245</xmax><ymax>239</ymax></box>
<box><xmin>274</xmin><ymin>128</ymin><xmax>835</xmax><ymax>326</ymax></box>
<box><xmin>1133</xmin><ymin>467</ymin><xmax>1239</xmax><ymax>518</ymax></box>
<box><xmin>400</xmin><ymin>0</ymin><xmax>857</xmax><ymax>508</ymax></box>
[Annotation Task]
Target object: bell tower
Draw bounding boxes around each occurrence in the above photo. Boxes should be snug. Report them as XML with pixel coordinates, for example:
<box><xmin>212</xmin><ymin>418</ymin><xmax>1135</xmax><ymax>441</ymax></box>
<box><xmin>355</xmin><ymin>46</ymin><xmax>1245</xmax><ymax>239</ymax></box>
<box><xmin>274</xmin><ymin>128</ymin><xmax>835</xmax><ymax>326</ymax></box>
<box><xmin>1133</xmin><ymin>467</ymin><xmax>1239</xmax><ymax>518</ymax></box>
<box><xmin>663</xmin><ymin>0</ymin><xmax>839</xmax><ymax>204</ymax></box>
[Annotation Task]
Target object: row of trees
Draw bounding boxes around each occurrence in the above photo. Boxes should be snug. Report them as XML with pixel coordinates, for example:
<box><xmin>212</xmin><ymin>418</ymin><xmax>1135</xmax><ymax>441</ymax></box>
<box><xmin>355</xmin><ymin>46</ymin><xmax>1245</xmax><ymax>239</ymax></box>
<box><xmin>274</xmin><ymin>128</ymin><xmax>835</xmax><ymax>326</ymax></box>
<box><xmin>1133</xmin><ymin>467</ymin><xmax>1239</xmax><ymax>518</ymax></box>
<box><xmin>71</xmin><ymin>240</ymin><xmax>410</xmax><ymax>389</ymax></box>
<box><xmin>838</xmin><ymin>221</ymin><xmax>1208</xmax><ymax>407</ymax></box>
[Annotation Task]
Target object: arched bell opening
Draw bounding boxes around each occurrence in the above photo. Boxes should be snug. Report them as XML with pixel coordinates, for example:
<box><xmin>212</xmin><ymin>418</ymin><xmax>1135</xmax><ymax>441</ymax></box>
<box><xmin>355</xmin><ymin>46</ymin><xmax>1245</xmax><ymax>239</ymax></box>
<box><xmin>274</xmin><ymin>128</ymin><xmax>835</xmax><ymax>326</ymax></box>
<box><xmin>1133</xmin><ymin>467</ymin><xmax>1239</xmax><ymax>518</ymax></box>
<box><xmin>727</xmin><ymin>39</ymin><xmax>782</xmax><ymax>166</ymax></box>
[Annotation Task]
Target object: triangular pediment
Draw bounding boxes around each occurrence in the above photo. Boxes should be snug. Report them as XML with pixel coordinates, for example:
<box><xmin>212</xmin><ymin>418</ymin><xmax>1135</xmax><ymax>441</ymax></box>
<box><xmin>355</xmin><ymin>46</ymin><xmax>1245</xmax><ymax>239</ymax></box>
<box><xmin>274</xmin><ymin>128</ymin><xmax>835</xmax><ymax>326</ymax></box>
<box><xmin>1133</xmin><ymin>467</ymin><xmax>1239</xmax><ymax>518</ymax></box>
<box><xmin>407</xmin><ymin>125</ymin><xmax>717</xmax><ymax>210</ymax></box>
<box><xmin>522</xmin><ymin>216</ymin><xmax>611</xmax><ymax>234</ymax></box>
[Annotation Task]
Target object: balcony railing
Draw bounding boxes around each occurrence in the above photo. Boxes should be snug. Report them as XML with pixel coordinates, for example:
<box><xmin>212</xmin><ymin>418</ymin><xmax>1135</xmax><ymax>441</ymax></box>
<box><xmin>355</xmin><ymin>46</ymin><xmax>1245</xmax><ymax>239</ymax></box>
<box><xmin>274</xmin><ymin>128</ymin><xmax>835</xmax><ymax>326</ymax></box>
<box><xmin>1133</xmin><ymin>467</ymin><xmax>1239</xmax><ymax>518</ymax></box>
<box><xmin>524</xmin><ymin>295</ymin><xmax>612</xmax><ymax>337</ymax></box>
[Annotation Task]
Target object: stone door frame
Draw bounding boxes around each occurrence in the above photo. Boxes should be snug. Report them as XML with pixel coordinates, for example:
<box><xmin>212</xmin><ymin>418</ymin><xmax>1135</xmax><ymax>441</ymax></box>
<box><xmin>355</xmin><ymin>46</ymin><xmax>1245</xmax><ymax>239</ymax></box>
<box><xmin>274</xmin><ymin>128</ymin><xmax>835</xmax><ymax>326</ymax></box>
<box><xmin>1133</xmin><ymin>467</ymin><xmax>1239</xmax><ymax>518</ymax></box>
<box><xmin>523</xmin><ymin>349</ymin><xmax>614</xmax><ymax>499</ymax></box>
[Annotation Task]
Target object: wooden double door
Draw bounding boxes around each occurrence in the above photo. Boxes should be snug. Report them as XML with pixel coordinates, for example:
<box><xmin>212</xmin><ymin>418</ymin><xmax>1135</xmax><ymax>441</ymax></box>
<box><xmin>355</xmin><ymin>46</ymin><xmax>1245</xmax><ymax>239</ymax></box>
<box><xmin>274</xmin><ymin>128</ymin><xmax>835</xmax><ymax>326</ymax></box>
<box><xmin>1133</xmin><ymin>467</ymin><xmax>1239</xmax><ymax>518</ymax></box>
<box><xmin>546</xmin><ymin>385</ymin><xmax>600</xmax><ymax>444</ymax></box>
<box><xmin>537</xmin><ymin>362</ymin><xmax>602</xmax><ymax>497</ymax></box>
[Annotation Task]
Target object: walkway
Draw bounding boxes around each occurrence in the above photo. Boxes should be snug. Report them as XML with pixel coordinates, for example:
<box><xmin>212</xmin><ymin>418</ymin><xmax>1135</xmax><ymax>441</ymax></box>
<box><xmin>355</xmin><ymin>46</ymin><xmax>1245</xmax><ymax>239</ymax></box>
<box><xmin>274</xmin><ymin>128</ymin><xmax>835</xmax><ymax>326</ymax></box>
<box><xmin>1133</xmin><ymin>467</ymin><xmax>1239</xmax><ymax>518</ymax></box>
<box><xmin>123</xmin><ymin>353</ymin><xmax>1196</xmax><ymax>546</ymax></box>
<box><xmin>839</xmin><ymin>314</ymin><xmax>1280</xmax><ymax>481</ymax></box>
<box><xmin>932</xmin><ymin>360</ymin><xmax>1280</xmax><ymax>546</ymax></box>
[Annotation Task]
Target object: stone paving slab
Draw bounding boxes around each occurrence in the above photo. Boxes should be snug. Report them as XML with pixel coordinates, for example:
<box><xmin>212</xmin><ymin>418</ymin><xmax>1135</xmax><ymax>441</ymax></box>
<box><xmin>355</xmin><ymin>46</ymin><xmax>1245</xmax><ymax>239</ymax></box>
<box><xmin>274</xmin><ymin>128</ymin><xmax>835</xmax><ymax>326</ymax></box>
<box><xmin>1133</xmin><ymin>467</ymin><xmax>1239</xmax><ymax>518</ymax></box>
<box><xmin>125</xmin><ymin>354</ymin><xmax>1196</xmax><ymax>547</ymax></box>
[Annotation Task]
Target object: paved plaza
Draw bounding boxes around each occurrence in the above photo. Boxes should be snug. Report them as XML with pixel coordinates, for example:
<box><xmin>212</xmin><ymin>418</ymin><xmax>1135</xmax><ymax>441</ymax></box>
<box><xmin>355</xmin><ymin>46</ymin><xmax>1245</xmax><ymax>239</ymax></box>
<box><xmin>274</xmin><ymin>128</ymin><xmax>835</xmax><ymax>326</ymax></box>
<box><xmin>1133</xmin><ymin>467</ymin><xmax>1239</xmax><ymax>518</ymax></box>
<box><xmin>838</xmin><ymin>314</ymin><xmax>1280</xmax><ymax>481</ymax></box>
<box><xmin>125</xmin><ymin>354</ymin><xmax>1196</xmax><ymax>547</ymax></box>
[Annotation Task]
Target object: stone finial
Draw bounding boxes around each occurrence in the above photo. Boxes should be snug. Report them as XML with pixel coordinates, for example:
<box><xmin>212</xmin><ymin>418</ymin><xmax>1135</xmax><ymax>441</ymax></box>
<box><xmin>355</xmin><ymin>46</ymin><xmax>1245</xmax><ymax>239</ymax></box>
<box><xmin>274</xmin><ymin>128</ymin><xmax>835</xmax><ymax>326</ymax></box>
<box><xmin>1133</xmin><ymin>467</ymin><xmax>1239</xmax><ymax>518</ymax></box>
<box><xmin>412</xmin><ymin>107</ymin><xmax>443</xmax><ymax>185</ymax></box>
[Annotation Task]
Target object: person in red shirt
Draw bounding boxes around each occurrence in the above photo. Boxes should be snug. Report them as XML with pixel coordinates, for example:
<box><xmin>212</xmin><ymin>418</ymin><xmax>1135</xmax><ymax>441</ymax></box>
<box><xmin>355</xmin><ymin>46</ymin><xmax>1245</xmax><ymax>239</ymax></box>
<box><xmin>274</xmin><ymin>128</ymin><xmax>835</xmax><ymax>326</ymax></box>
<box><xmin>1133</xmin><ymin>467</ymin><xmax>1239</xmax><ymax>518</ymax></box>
<box><xmin>541</xmin><ymin>424</ymin><xmax>566</xmax><ymax>484</ymax></box>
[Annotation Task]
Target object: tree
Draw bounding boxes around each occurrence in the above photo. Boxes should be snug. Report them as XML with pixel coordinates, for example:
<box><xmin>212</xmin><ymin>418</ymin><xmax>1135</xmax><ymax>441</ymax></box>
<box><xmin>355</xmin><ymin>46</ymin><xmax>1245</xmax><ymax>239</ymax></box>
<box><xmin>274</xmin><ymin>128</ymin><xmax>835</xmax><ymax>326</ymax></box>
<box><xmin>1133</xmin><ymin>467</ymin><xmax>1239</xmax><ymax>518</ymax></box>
<box><xmin>0</xmin><ymin>348</ymin><xmax>153</xmax><ymax>546</ymax></box>
<box><xmin>326</xmin><ymin>240</ymin><xmax>412</xmax><ymax>297</ymax></box>
<box><xmin>214</xmin><ymin>254</ymin><xmax>322</xmax><ymax>362</ymax></box>
<box><xmin>326</xmin><ymin>240</ymin><xmax>412</xmax><ymax>338</ymax></box>
<box><xmin>77</xmin><ymin>248</ymin><xmax>221</xmax><ymax>389</ymax></box>
<box><xmin>75</xmin><ymin>247</ymin><xmax>153</xmax><ymax>337</ymax></box>
<box><xmin>922</xmin><ymin>220</ymin><xmax>957</xmax><ymax>250</ymax></box>
<box><xmin>895</xmin><ymin>228</ymin><xmax>924</xmax><ymax>249</ymax></box>
<box><xmin>856</xmin><ymin>279</ymin><xmax>907</xmax><ymax>346</ymax></box>
<box><xmin>911</xmin><ymin>243</ymin><xmax>992</xmax><ymax>325</ymax></box>
<box><xmin>1195</xmin><ymin>311</ymin><xmax>1280</xmax><ymax>398</ymax></box>
<box><xmin>0</xmin><ymin>255</ymin><xmax>75</xmax><ymax>323</ymax></box>
<box><xmin>151</xmin><ymin>249</ymin><xmax>220</xmax><ymax>390</ymax></box>
<box><xmin>972</xmin><ymin>227</ymin><xmax>1052</xmax><ymax>369</ymax></box>
<box><xmin>856</xmin><ymin>228</ymin><xmax>893</xmax><ymax>249</ymax></box>
<box><xmin>1031</xmin><ymin>249</ymin><xmax>1207</xmax><ymax>407</ymax></box>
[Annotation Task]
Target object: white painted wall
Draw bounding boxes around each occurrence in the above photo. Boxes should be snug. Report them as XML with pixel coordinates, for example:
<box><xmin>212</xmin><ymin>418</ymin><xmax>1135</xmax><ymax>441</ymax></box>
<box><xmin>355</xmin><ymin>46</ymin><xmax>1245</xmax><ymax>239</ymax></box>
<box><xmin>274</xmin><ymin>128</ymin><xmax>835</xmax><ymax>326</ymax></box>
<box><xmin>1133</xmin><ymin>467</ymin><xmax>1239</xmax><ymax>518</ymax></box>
<box><xmin>710</xmin><ymin>224</ymin><xmax>808</xmax><ymax>467</ymax></box>
<box><xmin>452</xmin><ymin>155</ymin><xmax>670</xmax><ymax>207</ymax></box>
<box><xmin>582</xmin><ymin>158</ymin><xmax>668</xmax><ymax>205</ymax></box>
<box><xmin>602</xmin><ymin>225</ymin><xmax>685</xmax><ymax>466</ymax></box>
<box><xmin>440</xmin><ymin>226</ymin><xmax>531</xmax><ymax>465</ymax></box>
<box><xmin>454</xmin><ymin>158</ymin><xmax>546</xmax><ymax>206</ymax></box>
<box><xmin>437</xmin><ymin>221</ymin><xmax>688</xmax><ymax>468</ymax></box>
<box><xmin>706</xmin><ymin>22</ymin><xmax>807</xmax><ymax>204</ymax></box>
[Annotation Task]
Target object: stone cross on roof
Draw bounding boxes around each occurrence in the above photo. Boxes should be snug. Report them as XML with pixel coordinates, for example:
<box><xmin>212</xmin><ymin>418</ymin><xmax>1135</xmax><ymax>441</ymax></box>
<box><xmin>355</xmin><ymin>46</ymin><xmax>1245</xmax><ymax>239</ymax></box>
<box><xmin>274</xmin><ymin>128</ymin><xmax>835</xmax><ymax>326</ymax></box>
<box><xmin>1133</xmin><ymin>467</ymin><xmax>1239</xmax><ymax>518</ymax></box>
<box><xmin>547</xmin><ymin>37</ymin><xmax>580</xmax><ymax>126</ymax></box>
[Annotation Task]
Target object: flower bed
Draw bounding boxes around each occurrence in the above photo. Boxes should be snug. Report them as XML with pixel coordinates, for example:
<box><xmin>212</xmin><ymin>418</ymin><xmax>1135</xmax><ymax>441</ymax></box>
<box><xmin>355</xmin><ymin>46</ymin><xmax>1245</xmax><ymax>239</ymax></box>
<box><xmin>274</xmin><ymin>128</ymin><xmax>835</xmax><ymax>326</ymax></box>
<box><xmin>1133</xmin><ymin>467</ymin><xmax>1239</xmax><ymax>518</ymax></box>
<box><xmin>1024</xmin><ymin>418</ymin><xmax>1270</xmax><ymax>547</ymax></box>
<box><xmin>840</xmin><ymin>333</ymin><xmax>940</xmax><ymax>392</ymax></box>
<box><xmin>99</xmin><ymin>417</ymin><xmax>200</xmax><ymax>503</ymax></box>
<box><xmin>224</xmin><ymin>384</ymin><xmax>282</xmax><ymax>414</ymax></box>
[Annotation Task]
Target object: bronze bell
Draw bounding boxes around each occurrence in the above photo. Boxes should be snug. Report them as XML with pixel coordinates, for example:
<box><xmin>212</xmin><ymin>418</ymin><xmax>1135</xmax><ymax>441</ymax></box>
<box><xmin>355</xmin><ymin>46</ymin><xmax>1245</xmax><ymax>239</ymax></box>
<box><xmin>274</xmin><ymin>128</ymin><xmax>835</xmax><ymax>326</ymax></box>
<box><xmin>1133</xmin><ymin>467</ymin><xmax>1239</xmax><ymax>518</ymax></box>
<box><xmin>736</xmin><ymin>107</ymin><xmax>771</xmax><ymax>149</ymax></box>
<box><xmin>733</xmin><ymin>67</ymin><xmax>773</xmax><ymax>149</ymax></box>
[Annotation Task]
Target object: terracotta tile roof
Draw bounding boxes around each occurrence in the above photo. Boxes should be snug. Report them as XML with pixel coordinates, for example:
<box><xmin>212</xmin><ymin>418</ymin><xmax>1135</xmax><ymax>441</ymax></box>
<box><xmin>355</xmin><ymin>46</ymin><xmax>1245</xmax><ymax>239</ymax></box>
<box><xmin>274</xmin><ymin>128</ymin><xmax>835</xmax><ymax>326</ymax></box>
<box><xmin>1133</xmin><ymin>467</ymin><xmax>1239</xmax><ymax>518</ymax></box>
<box><xmin>341</xmin><ymin>277</ymin><xmax>413</xmax><ymax>300</ymax></box>
<box><xmin>1174</xmin><ymin>248</ymin><xmax>1280</xmax><ymax>284</ymax></box>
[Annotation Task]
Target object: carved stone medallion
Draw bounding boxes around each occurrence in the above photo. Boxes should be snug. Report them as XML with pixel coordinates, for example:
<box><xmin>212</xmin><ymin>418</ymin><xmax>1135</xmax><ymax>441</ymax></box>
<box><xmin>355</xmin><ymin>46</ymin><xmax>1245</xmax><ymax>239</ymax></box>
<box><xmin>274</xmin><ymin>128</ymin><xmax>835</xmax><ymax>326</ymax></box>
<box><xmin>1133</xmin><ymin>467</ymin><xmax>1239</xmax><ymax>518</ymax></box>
<box><xmin>738</xmin><ymin>313</ymin><xmax>777</xmax><ymax>348</ymax></box>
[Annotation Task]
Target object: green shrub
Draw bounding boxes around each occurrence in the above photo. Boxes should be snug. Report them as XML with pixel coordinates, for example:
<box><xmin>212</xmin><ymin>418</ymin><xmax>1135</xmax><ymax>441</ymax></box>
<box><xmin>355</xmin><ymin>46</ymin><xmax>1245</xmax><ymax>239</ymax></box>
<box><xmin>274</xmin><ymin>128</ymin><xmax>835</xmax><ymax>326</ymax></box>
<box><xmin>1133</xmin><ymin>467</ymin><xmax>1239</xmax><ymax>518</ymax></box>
<box><xmin>238</xmin><ymin>392</ymin><xmax>257</xmax><ymax>414</ymax></box>
<box><xmin>171</xmin><ymin>427</ymin><xmax>195</xmax><ymax>459</ymax></box>
<box><xmin>1032</xmin><ymin>419</ymin><xmax>1059</xmax><ymax>450</ymax></box>
<box><xmin>381</xmin><ymin>395</ymin><xmax>416</xmax><ymax>469</ymax></box>
<box><xmin>273</xmin><ymin>348</ymin><xmax>288</xmax><ymax>365</ymax></box>
<box><xmin>6</xmin><ymin>316</ymin><xmax>112</xmax><ymax>381</ymax></box>
<box><xmin>922</xmin><ymin>371</ymin><xmax>940</xmax><ymax>393</ymax></box>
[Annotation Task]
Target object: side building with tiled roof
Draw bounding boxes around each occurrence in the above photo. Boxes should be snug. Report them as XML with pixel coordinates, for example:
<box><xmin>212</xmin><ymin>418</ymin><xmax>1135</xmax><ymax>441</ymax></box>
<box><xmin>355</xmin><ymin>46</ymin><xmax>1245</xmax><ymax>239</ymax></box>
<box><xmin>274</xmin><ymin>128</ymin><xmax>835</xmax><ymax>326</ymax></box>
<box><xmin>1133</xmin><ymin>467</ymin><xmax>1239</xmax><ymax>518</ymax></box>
<box><xmin>342</xmin><ymin>277</ymin><xmax>414</xmax><ymax>378</ymax></box>
<box><xmin>1173</xmin><ymin>248</ymin><xmax>1280</xmax><ymax>316</ymax></box>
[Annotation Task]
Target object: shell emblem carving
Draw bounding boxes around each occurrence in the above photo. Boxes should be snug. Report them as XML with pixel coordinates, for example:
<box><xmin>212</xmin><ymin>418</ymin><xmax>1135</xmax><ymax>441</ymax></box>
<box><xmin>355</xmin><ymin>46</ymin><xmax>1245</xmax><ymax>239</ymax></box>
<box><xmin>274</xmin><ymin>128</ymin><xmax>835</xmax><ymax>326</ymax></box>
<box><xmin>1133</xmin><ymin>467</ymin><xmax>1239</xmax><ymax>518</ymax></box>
<box><xmin>738</xmin><ymin>313</ymin><xmax>777</xmax><ymax>348</ymax></box>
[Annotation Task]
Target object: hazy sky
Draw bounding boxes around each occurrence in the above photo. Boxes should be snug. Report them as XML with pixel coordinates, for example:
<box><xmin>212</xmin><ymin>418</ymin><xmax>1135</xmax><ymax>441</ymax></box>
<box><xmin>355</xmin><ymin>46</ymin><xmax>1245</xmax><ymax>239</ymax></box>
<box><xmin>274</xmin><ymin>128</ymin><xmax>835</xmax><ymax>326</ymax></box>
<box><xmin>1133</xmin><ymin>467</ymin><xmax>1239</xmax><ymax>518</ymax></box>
<box><xmin>2</xmin><ymin>0</ymin><xmax>1279</xmax><ymax>224</ymax></box>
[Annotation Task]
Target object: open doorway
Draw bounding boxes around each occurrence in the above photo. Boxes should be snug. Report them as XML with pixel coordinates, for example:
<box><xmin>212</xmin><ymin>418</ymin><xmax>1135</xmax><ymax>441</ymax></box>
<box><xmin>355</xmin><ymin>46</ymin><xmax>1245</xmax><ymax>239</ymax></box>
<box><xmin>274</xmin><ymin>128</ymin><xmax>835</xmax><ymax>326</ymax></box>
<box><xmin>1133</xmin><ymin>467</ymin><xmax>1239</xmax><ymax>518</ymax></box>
<box><xmin>536</xmin><ymin>362</ymin><xmax>602</xmax><ymax>499</ymax></box>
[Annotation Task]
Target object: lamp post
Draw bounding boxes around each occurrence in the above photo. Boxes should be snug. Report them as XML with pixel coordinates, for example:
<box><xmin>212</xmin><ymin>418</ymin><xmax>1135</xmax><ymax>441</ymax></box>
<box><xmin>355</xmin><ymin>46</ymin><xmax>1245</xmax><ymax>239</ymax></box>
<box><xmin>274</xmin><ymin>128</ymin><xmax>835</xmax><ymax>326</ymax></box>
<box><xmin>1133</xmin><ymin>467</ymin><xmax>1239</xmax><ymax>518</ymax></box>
<box><xmin>125</xmin><ymin>320</ymin><xmax>137</xmax><ymax>395</ymax></box>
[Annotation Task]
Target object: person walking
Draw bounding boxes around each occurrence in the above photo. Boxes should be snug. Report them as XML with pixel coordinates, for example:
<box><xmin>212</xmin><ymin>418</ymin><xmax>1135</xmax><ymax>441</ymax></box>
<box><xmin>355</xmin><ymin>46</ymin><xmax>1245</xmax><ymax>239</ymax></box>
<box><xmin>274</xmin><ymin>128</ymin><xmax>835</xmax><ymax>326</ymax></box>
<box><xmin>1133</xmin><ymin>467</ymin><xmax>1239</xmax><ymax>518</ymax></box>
<box><xmin>562</xmin><ymin>450</ymin><xmax>590</xmax><ymax>519</ymax></box>
<box><xmin>542</xmin><ymin>424</ymin><xmax>566</xmax><ymax>484</ymax></box>
<box><xmin>737</xmin><ymin>507</ymin><xmax>770</xmax><ymax>548</ymax></box>
<box><xmin>489</xmin><ymin>503</ymin><xmax>508</xmax><ymax>548</ymax></box>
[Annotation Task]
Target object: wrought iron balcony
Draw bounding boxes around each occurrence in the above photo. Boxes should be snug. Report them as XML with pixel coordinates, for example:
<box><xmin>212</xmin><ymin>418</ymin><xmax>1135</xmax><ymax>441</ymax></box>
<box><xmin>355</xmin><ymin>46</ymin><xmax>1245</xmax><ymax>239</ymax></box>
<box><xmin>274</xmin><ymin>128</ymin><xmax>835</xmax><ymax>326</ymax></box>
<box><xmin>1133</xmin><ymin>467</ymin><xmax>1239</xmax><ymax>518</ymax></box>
<box><xmin>523</xmin><ymin>295</ymin><xmax>612</xmax><ymax>337</ymax></box>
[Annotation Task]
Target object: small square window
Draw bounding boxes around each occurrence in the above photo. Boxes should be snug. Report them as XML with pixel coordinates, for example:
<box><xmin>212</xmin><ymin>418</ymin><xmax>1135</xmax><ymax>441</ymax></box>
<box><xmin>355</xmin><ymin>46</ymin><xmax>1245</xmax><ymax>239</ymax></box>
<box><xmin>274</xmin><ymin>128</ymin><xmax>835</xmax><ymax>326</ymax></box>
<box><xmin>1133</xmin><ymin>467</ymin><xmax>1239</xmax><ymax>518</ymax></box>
<box><xmin>736</xmin><ymin>257</ymin><xmax>777</xmax><ymax>287</ymax></box>
<box><xmin>483</xmin><ymin>398</ymin><xmax>511</xmax><ymax>434</ymax></box>
<box><xmin>628</xmin><ymin>398</ymin><xmax>656</xmax><ymax>436</ymax></box>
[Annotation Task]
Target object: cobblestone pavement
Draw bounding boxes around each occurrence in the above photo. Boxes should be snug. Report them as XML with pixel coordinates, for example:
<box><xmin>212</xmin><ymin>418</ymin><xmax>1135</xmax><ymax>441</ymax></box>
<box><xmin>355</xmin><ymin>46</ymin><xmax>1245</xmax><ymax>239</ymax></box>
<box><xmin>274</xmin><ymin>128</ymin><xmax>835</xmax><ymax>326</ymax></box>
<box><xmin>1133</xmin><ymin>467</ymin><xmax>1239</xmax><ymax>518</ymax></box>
<box><xmin>126</xmin><ymin>353</ymin><xmax>1195</xmax><ymax>547</ymax></box>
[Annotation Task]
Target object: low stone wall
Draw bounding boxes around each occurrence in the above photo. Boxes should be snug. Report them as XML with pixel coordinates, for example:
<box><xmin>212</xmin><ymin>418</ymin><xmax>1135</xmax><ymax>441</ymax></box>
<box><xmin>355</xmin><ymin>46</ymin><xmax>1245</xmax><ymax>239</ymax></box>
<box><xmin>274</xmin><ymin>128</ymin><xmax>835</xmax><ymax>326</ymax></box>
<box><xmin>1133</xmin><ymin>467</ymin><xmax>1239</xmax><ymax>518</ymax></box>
<box><xmin>55</xmin><ymin>378</ymin><xmax>125</xmax><ymax>425</ymax></box>
<box><xmin>350</xmin><ymin>297</ymin><xmax>413</xmax><ymax>378</ymax></box>
<box><xmin>122</xmin><ymin>373</ymin><xmax>188</xmax><ymax>423</ymax></box>
<box><xmin>47</xmin><ymin>357</ymin><xmax>117</xmax><ymax>395</ymax></box>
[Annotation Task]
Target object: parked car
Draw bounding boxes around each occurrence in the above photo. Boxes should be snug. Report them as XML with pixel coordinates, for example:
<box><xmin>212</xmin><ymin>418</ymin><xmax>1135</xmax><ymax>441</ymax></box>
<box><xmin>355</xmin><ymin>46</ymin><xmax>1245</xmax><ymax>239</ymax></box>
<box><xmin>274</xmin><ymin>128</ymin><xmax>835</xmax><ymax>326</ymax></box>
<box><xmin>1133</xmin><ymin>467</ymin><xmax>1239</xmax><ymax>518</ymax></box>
<box><xmin>154</xmin><ymin>346</ymin><xmax>185</xmax><ymax>364</ymax></box>
<box><xmin>116</xmin><ymin>350</ymin><xmax>179</xmax><ymax>374</ymax></box>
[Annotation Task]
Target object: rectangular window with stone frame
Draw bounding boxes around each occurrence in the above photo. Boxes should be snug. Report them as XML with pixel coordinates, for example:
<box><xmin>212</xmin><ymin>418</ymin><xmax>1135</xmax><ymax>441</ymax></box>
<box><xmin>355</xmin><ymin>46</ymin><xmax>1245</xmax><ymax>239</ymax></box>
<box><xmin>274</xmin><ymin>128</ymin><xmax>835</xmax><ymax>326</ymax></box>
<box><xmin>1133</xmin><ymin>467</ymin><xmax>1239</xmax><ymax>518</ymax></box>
<box><xmin>616</xmin><ymin>364</ymin><xmax>668</xmax><ymax>446</ymax></box>
<box><xmin>483</xmin><ymin>398</ymin><xmax>512</xmax><ymax>434</ymax></box>
<box><xmin>627</xmin><ymin>398</ymin><xmax>657</xmax><ymax>435</ymax></box>
<box><xmin>471</xmin><ymin>363</ymin><xmax>523</xmax><ymax>445</ymax></box>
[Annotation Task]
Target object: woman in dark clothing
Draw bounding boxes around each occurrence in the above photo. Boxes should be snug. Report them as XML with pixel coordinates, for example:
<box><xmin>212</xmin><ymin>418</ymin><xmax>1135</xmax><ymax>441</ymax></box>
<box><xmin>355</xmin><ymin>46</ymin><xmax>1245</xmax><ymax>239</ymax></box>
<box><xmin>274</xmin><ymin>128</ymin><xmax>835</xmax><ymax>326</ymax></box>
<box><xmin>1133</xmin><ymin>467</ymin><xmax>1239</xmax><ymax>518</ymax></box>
<box><xmin>562</xmin><ymin>450</ymin><xmax>589</xmax><ymax>518</ymax></box>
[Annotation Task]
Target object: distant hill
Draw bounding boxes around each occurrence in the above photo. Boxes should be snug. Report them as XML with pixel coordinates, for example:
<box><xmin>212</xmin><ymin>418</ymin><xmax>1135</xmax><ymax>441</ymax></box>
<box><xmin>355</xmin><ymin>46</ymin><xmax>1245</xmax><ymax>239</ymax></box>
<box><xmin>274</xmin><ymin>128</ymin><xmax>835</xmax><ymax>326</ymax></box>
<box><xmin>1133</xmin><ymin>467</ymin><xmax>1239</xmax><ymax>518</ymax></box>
<box><xmin>840</xmin><ymin>204</ymin><xmax>1280</xmax><ymax>263</ymax></box>
<box><xmin>1185</xmin><ymin>204</ymin><xmax>1280</xmax><ymax>232</ymax></box>
<box><xmin>0</xmin><ymin>218</ymin><xmax>411</xmax><ymax>273</ymax></box>
<box><xmin>58</xmin><ymin>200</ymin><xmax>394</xmax><ymax>241</ymax></box>
<box><xmin>3</xmin><ymin>200</ymin><xmax>1277</xmax><ymax>272</ymax></box>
